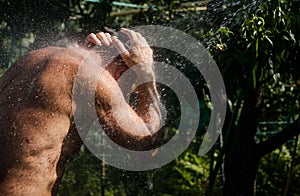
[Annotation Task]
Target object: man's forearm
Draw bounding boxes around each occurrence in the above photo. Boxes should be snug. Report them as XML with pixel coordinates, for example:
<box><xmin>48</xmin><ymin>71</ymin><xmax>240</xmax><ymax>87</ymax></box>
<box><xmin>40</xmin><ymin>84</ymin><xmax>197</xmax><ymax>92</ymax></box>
<box><xmin>132</xmin><ymin>80</ymin><xmax>161</xmax><ymax>134</ymax></box>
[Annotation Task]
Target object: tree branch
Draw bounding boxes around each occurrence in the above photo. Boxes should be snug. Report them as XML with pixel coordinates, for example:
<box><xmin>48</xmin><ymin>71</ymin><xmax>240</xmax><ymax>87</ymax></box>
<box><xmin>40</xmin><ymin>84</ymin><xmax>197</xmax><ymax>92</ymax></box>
<box><xmin>257</xmin><ymin>117</ymin><xmax>300</xmax><ymax>157</ymax></box>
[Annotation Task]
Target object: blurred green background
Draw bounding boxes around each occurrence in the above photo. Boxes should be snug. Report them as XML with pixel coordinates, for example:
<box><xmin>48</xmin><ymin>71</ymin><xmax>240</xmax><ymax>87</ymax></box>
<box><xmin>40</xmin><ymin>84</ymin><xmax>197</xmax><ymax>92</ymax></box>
<box><xmin>1</xmin><ymin>0</ymin><xmax>299</xmax><ymax>195</ymax></box>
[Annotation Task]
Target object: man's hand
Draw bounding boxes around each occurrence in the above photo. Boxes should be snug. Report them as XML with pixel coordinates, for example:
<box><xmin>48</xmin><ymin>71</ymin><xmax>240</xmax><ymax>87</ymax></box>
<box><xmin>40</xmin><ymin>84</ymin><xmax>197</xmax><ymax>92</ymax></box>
<box><xmin>85</xmin><ymin>32</ymin><xmax>128</xmax><ymax>80</ymax></box>
<box><xmin>85</xmin><ymin>32</ymin><xmax>112</xmax><ymax>48</ymax></box>
<box><xmin>85</xmin><ymin>28</ymin><xmax>155</xmax><ymax>81</ymax></box>
<box><xmin>85</xmin><ymin>28</ymin><xmax>153</xmax><ymax>68</ymax></box>
<box><xmin>112</xmin><ymin>28</ymin><xmax>153</xmax><ymax>68</ymax></box>
<box><xmin>112</xmin><ymin>28</ymin><xmax>154</xmax><ymax>81</ymax></box>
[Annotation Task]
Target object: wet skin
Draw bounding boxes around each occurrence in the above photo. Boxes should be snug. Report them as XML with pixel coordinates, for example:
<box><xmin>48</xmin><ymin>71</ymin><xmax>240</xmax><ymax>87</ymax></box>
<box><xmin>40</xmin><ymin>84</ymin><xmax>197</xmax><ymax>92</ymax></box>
<box><xmin>0</xmin><ymin>29</ymin><xmax>162</xmax><ymax>195</ymax></box>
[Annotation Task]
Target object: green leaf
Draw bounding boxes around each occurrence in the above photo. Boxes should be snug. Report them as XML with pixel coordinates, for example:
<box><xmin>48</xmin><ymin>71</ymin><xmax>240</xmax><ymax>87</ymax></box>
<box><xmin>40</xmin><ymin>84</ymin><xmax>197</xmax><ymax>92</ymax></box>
<box><xmin>247</xmin><ymin>42</ymin><xmax>252</xmax><ymax>49</ymax></box>
<box><xmin>280</xmin><ymin>49</ymin><xmax>286</xmax><ymax>60</ymax></box>
<box><xmin>252</xmin><ymin>63</ymin><xmax>258</xmax><ymax>89</ymax></box>
<box><xmin>289</xmin><ymin>31</ymin><xmax>296</xmax><ymax>43</ymax></box>
<box><xmin>282</xmin><ymin>35</ymin><xmax>289</xmax><ymax>41</ymax></box>
<box><xmin>255</xmin><ymin>39</ymin><xmax>259</xmax><ymax>57</ymax></box>
<box><xmin>264</xmin><ymin>35</ymin><xmax>273</xmax><ymax>46</ymax></box>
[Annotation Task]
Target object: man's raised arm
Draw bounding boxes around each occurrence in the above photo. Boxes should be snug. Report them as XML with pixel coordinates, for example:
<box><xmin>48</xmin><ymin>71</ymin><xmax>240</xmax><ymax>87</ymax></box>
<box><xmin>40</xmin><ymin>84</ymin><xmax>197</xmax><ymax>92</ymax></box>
<box><xmin>93</xmin><ymin>28</ymin><xmax>162</xmax><ymax>150</ymax></box>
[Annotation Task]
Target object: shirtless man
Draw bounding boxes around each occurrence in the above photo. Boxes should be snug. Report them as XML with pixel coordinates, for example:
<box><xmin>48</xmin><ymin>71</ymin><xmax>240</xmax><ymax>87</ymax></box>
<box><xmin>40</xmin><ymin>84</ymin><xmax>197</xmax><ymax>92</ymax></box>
<box><xmin>0</xmin><ymin>28</ymin><xmax>162</xmax><ymax>195</ymax></box>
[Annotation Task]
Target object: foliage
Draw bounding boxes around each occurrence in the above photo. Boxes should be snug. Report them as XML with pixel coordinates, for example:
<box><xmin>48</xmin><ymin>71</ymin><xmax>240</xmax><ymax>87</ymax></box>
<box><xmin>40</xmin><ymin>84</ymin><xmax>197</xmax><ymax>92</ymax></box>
<box><xmin>256</xmin><ymin>139</ymin><xmax>300</xmax><ymax>195</ymax></box>
<box><xmin>204</xmin><ymin>0</ymin><xmax>299</xmax><ymax>93</ymax></box>
<box><xmin>58</xmin><ymin>146</ymin><xmax>103</xmax><ymax>196</ymax></box>
<box><xmin>1</xmin><ymin>0</ymin><xmax>300</xmax><ymax>195</ymax></box>
<box><xmin>202</xmin><ymin>0</ymin><xmax>300</xmax><ymax>194</ymax></box>
<box><xmin>0</xmin><ymin>0</ymin><xmax>114</xmax><ymax>69</ymax></box>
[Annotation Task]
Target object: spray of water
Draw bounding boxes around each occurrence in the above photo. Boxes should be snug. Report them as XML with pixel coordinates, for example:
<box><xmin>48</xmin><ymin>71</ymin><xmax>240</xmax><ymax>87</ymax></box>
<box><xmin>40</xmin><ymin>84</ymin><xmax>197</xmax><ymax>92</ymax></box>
<box><xmin>72</xmin><ymin>25</ymin><xmax>227</xmax><ymax>171</ymax></box>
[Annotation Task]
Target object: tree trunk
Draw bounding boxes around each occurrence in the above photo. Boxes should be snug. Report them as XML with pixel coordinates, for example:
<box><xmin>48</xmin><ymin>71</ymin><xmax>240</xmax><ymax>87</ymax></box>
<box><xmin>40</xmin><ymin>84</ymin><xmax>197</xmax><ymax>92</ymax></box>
<box><xmin>223</xmin><ymin>89</ymin><xmax>262</xmax><ymax>195</ymax></box>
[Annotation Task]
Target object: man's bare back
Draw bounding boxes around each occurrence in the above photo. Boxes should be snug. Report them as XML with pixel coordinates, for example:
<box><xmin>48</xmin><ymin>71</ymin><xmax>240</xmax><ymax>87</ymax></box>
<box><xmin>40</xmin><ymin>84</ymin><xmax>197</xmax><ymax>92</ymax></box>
<box><xmin>0</xmin><ymin>29</ymin><xmax>162</xmax><ymax>195</ymax></box>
